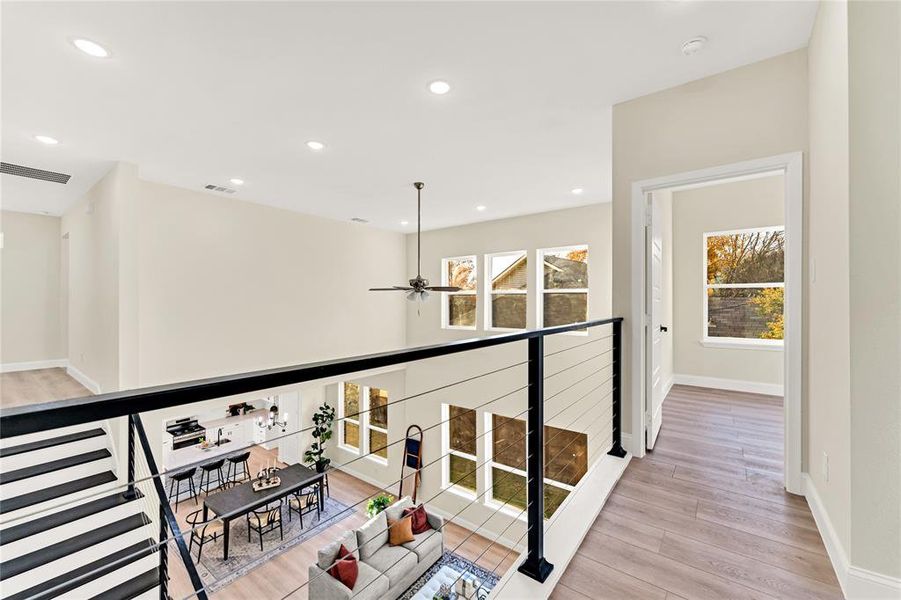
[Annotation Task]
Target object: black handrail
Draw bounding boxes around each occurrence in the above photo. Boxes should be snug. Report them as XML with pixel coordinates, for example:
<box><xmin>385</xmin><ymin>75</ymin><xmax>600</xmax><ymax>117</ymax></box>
<box><xmin>130</xmin><ymin>414</ymin><xmax>208</xmax><ymax>600</ymax></box>
<box><xmin>0</xmin><ymin>317</ymin><xmax>622</xmax><ymax>437</ymax></box>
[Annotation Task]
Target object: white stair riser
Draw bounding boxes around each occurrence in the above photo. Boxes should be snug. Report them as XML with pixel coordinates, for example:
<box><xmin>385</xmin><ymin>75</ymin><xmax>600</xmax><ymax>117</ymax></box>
<box><xmin>0</xmin><ymin>424</ymin><xmax>103</xmax><ymax>450</ymax></box>
<box><xmin>0</xmin><ymin>436</ymin><xmax>108</xmax><ymax>472</ymax></box>
<box><xmin>0</xmin><ymin>481</ymin><xmax>120</xmax><ymax>530</ymax></box>
<box><xmin>1</xmin><ymin>458</ymin><xmax>114</xmax><ymax>499</ymax></box>
<box><xmin>55</xmin><ymin>553</ymin><xmax>159</xmax><ymax>600</ymax></box>
<box><xmin>1</xmin><ymin>500</ymin><xmax>146</xmax><ymax>561</ymax></box>
<box><xmin>1</xmin><ymin>526</ymin><xmax>151</xmax><ymax>596</ymax></box>
<box><xmin>131</xmin><ymin>585</ymin><xmax>161</xmax><ymax>600</ymax></box>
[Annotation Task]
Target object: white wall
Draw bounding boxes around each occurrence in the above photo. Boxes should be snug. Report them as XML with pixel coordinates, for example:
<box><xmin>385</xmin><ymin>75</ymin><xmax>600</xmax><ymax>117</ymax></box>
<box><xmin>671</xmin><ymin>175</ymin><xmax>785</xmax><ymax>389</ymax></box>
<box><xmin>612</xmin><ymin>49</ymin><xmax>808</xmax><ymax>439</ymax></box>
<box><xmin>0</xmin><ymin>211</ymin><xmax>64</xmax><ymax>367</ymax></box>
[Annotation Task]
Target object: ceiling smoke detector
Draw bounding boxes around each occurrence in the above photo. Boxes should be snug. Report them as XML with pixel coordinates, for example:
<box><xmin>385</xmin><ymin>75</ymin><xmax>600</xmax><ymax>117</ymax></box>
<box><xmin>681</xmin><ymin>36</ymin><xmax>708</xmax><ymax>56</ymax></box>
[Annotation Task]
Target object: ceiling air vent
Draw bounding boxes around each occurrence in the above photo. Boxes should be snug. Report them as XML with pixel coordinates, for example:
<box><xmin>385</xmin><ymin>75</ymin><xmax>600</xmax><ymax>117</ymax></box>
<box><xmin>0</xmin><ymin>162</ymin><xmax>71</xmax><ymax>184</ymax></box>
<box><xmin>204</xmin><ymin>183</ymin><xmax>236</xmax><ymax>194</ymax></box>
<box><xmin>350</xmin><ymin>217</ymin><xmax>369</xmax><ymax>224</ymax></box>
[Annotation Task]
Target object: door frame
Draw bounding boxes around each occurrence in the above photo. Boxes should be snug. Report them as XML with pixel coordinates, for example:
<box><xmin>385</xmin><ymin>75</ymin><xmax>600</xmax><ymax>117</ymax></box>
<box><xmin>629</xmin><ymin>152</ymin><xmax>803</xmax><ymax>494</ymax></box>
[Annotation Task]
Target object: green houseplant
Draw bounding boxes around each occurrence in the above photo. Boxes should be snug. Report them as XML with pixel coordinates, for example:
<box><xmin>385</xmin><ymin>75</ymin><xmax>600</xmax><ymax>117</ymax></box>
<box><xmin>304</xmin><ymin>403</ymin><xmax>336</xmax><ymax>473</ymax></box>
<box><xmin>366</xmin><ymin>493</ymin><xmax>394</xmax><ymax>518</ymax></box>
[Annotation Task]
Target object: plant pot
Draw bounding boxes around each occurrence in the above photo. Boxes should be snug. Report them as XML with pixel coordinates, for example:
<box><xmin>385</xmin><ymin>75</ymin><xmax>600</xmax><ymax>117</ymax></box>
<box><xmin>315</xmin><ymin>461</ymin><xmax>327</xmax><ymax>474</ymax></box>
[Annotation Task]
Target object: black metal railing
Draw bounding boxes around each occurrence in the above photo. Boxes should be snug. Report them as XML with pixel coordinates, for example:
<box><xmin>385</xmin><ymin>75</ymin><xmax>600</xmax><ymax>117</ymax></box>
<box><xmin>0</xmin><ymin>316</ymin><xmax>626</xmax><ymax>596</ymax></box>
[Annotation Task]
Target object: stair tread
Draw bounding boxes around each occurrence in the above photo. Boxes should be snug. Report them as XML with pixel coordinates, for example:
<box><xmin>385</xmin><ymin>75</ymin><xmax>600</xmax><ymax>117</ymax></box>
<box><xmin>1</xmin><ymin>448</ymin><xmax>112</xmax><ymax>484</ymax></box>
<box><xmin>1</xmin><ymin>489</ymin><xmax>143</xmax><ymax>546</ymax></box>
<box><xmin>0</xmin><ymin>512</ymin><xmax>150</xmax><ymax>580</ymax></box>
<box><xmin>0</xmin><ymin>428</ymin><xmax>106</xmax><ymax>458</ymax></box>
<box><xmin>5</xmin><ymin>539</ymin><xmax>157</xmax><ymax>600</ymax></box>
<box><xmin>0</xmin><ymin>471</ymin><xmax>117</xmax><ymax>515</ymax></box>
<box><xmin>91</xmin><ymin>567</ymin><xmax>160</xmax><ymax>600</ymax></box>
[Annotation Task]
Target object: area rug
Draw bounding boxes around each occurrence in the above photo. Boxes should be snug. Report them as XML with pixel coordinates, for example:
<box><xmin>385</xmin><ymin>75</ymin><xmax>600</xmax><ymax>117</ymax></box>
<box><xmin>398</xmin><ymin>551</ymin><xmax>501</xmax><ymax>600</ymax></box>
<box><xmin>194</xmin><ymin>496</ymin><xmax>352</xmax><ymax>591</ymax></box>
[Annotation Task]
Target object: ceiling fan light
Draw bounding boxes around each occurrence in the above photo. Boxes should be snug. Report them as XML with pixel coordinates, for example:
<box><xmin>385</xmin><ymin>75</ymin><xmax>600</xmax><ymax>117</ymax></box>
<box><xmin>420</xmin><ymin>290</ymin><xmax>430</xmax><ymax>301</ymax></box>
<box><xmin>407</xmin><ymin>291</ymin><xmax>418</xmax><ymax>301</ymax></box>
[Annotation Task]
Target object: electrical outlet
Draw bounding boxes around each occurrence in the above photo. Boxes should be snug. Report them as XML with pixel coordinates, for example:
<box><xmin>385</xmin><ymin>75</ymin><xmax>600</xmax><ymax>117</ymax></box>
<box><xmin>822</xmin><ymin>451</ymin><xmax>829</xmax><ymax>482</ymax></box>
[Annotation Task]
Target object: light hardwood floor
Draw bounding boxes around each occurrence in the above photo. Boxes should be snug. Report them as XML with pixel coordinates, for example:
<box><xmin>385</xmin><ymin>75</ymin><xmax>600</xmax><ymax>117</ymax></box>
<box><xmin>0</xmin><ymin>367</ymin><xmax>90</xmax><ymax>408</ymax></box>
<box><xmin>553</xmin><ymin>384</ymin><xmax>842</xmax><ymax>600</ymax></box>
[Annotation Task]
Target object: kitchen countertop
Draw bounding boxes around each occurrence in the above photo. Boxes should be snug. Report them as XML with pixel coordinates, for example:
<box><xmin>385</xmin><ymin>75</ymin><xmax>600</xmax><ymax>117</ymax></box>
<box><xmin>164</xmin><ymin>437</ymin><xmax>249</xmax><ymax>472</ymax></box>
<box><xmin>199</xmin><ymin>408</ymin><xmax>265</xmax><ymax>430</ymax></box>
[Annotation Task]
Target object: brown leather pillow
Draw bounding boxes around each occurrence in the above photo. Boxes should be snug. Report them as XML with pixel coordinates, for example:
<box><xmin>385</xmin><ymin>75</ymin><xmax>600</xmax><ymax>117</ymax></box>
<box><xmin>387</xmin><ymin>515</ymin><xmax>415</xmax><ymax>545</ymax></box>
<box><xmin>402</xmin><ymin>504</ymin><xmax>431</xmax><ymax>534</ymax></box>
<box><xmin>327</xmin><ymin>544</ymin><xmax>358</xmax><ymax>589</ymax></box>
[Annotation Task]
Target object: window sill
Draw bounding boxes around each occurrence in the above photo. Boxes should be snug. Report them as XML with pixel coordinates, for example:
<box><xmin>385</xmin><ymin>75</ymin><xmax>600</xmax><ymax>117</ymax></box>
<box><xmin>443</xmin><ymin>325</ymin><xmax>478</xmax><ymax>332</ymax></box>
<box><xmin>337</xmin><ymin>444</ymin><xmax>360</xmax><ymax>454</ymax></box>
<box><xmin>700</xmin><ymin>339</ymin><xmax>784</xmax><ymax>351</ymax></box>
<box><xmin>443</xmin><ymin>484</ymin><xmax>478</xmax><ymax>501</ymax></box>
<box><xmin>366</xmin><ymin>454</ymin><xmax>389</xmax><ymax>466</ymax></box>
<box><xmin>487</xmin><ymin>327</ymin><xmax>526</xmax><ymax>333</ymax></box>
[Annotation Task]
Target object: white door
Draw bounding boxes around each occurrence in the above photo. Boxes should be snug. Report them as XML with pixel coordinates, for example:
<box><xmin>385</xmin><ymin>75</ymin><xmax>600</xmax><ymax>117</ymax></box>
<box><xmin>646</xmin><ymin>195</ymin><xmax>665</xmax><ymax>449</ymax></box>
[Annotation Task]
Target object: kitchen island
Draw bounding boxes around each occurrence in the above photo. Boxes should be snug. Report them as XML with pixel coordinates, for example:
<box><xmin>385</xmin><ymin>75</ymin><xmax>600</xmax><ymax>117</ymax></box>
<box><xmin>163</xmin><ymin>438</ymin><xmax>249</xmax><ymax>473</ymax></box>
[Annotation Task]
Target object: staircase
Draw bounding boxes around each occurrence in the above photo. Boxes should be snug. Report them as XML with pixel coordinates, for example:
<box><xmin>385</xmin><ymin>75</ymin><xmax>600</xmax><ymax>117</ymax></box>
<box><xmin>0</xmin><ymin>423</ymin><xmax>162</xmax><ymax>600</ymax></box>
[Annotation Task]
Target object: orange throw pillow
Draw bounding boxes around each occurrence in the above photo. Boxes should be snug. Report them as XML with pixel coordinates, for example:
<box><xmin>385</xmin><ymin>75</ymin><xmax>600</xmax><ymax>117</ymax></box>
<box><xmin>387</xmin><ymin>515</ymin><xmax>415</xmax><ymax>545</ymax></box>
<box><xmin>327</xmin><ymin>544</ymin><xmax>359</xmax><ymax>589</ymax></box>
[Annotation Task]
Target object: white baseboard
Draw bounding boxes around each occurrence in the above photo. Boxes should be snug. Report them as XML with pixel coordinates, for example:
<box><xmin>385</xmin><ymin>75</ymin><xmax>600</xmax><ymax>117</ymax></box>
<box><xmin>663</xmin><ymin>375</ymin><xmax>674</xmax><ymax>399</ymax></box>
<box><xmin>0</xmin><ymin>359</ymin><xmax>68</xmax><ymax>373</ymax></box>
<box><xmin>803</xmin><ymin>474</ymin><xmax>901</xmax><ymax>599</ymax></box>
<box><xmin>66</xmin><ymin>365</ymin><xmax>101</xmax><ymax>394</ymax></box>
<box><xmin>673</xmin><ymin>373</ymin><xmax>783</xmax><ymax>397</ymax></box>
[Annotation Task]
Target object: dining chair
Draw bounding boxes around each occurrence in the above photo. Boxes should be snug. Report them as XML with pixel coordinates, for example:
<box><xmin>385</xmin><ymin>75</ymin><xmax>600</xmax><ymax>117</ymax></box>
<box><xmin>185</xmin><ymin>509</ymin><xmax>223</xmax><ymax>561</ymax></box>
<box><xmin>288</xmin><ymin>484</ymin><xmax>321</xmax><ymax>527</ymax></box>
<box><xmin>247</xmin><ymin>500</ymin><xmax>284</xmax><ymax>551</ymax></box>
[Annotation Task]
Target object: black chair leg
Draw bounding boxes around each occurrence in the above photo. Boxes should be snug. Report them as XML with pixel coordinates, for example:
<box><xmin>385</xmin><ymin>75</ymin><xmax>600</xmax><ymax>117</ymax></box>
<box><xmin>190</xmin><ymin>478</ymin><xmax>198</xmax><ymax>504</ymax></box>
<box><xmin>174</xmin><ymin>481</ymin><xmax>181</xmax><ymax>512</ymax></box>
<box><xmin>197</xmin><ymin>538</ymin><xmax>204</xmax><ymax>562</ymax></box>
<box><xmin>259</xmin><ymin>529</ymin><xmax>264</xmax><ymax>552</ymax></box>
<box><xmin>280</xmin><ymin>520</ymin><xmax>284</xmax><ymax>541</ymax></box>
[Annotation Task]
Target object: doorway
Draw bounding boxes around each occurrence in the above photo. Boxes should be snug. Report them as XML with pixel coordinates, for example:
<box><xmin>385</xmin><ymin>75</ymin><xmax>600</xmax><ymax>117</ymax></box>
<box><xmin>630</xmin><ymin>153</ymin><xmax>803</xmax><ymax>494</ymax></box>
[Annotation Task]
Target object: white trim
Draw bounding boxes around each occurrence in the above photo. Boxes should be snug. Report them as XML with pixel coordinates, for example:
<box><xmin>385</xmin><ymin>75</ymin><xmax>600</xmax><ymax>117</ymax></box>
<box><xmin>803</xmin><ymin>474</ymin><xmax>901</xmax><ymax>599</ymax></box>
<box><xmin>630</xmin><ymin>152</ymin><xmax>803</xmax><ymax>494</ymax></box>
<box><xmin>673</xmin><ymin>374</ymin><xmax>783</xmax><ymax>397</ymax></box>
<box><xmin>700</xmin><ymin>338</ymin><xmax>784</xmax><ymax>351</ymax></box>
<box><xmin>66</xmin><ymin>364</ymin><xmax>101</xmax><ymax>394</ymax></box>
<box><xmin>442</xmin><ymin>255</ymin><xmax>478</xmax><ymax>330</ymax></box>
<box><xmin>0</xmin><ymin>358</ymin><xmax>68</xmax><ymax>373</ymax></box>
<box><xmin>485</xmin><ymin>250</ymin><xmax>528</xmax><ymax>331</ymax></box>
<box><xmin>537</xmin><ymin>244</ymin><xmax>590</xmax><ymax>334</ymax></box>
<box><xmin>662</xmin><ymin>375</ymin><xmax>674</xmax><ymax>400</ymax></box>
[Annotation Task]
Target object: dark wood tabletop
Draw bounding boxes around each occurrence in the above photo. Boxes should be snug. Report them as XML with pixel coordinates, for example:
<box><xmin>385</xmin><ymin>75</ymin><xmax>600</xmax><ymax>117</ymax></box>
<box><xmin>204</xmin><ymin>463</ymin><xmax>321</xmax><ymax>520</ymax></box>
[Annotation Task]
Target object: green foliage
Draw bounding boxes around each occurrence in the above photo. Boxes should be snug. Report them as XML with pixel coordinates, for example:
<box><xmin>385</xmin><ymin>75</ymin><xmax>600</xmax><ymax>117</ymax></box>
<box><xmin>366</xmin><ymin>493</ymin><xmax>394</xmax><ymax>517</ymax></box>
<box><xmin>304</xmin><ymin>403</ymin><xmax>336</xmax><ymax>470</ymax></box>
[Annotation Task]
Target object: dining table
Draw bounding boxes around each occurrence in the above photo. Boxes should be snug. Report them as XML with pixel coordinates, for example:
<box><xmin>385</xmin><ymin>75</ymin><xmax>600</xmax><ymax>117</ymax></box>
<box><xmin>202</xmin><ymin>463</ymin><xmax>324</xmax><ymax>559</ymax></box>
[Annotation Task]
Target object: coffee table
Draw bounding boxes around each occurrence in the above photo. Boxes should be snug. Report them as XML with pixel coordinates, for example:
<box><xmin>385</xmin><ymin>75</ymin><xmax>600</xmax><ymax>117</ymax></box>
<box><xmin>411</xmin><ymin>565</ymin><xmax>489</xmax><ymax>600</ymax></box>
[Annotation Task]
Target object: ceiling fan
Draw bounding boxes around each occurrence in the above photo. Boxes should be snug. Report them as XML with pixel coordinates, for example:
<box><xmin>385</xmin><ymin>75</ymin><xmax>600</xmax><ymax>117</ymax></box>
<box><xmin>370</xmin><ymin>182</ymin><xmax>461</xmax><ymax>301</ymax></box>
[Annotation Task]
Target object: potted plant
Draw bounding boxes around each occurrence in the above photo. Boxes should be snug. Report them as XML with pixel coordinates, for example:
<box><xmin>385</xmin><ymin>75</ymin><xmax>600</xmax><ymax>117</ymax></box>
<box><xmin>366</xmin><ymin>493</ymin><xmax>394</xmax><ymax>518</ymax></box>
<box><xmin>304</xmin><ymin>403</ymin><xmax>336</xmax><ymax>473</ymax></box>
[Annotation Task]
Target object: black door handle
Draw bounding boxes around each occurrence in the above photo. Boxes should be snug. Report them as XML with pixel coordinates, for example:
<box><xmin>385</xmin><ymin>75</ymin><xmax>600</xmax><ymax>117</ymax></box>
<box><xmin>660</xmin><ymin>325</ymin><xmax>668</xmax><ymax>333</ymax></box>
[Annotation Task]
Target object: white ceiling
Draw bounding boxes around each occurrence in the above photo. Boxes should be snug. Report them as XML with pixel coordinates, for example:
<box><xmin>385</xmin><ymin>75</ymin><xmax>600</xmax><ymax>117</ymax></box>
<box><xmin>1</xmin><ymin>1</ymin><xmax>816</xmax><ymax>231</ymax></box>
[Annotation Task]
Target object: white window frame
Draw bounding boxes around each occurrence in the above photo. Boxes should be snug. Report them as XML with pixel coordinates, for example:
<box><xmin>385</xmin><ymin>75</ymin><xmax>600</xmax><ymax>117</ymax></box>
<box><xmin>337</xmin><ymin>382</ymin><xmax>389</xmax><ymax>465</ymax></box>
<box><xmin>337</xmin><ymin>382</ymin><xmax>361</xmax><ymax>453</ymax></box>
<box><xmin>442</xmin><ymin>255</ymin><xmax>478</xmax><ymax>330</ymax></box>
<box><xmin>441</xmin><ymin>404</ymin><xmax>478</xmax><ymax>499</ymax></box>
<box><xmin>483</xmin><ymin>412</ymin><xmax>575</xmax><ymax>521</ymax></box>
<box><xmin>702</xmin><ymin>226</ymin><xmax>785</xmax><ymax>349</ymax></box>
<box><xmin>537</xmin><ymin>245</ymin><xmax>589</xmax><ymax>335</ymax></box>
<box><xmin>484</xmin><ymin>251</ymin><xmax>528</xmax><ymax>331</ymax></box>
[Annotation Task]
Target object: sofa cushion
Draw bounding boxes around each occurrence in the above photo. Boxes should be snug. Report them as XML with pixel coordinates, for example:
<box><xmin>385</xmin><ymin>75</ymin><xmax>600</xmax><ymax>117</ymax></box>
<box><xmin>402</xmin><ymin>504</ymin><xmax>431</xmax><ymax>534</ymax></box>
<box><xmin>327</xmin><ymin>545</ymin><xmax>359</xmax><ymax>590</ymax></box>
<box><xmin>383</xmin><ymin>496</ymin><xmax>414</xmax><ymax>522</ymax></box>
<box><xmin>349</xmin><ymin>561</ymin><xmax>389</xmax><ymax>599</ymax></box>
<box><xmin>364</xmin><ymin>544</ymin><xmax>418</xmax><ymax>585</ymax></box>
<box><xmin>387</xmin><ymin>516</ymin><xmax>415</xmax><ymax>546</ymax></box>
<box><xmin>318</xmin><ymin>531</ymin><xmax>359</xmax><ymax>569</ymax></box>
<box><xmin>356</xmin><ymin>512</ymin><xmax>388</xmax><ymax>560</ymax></box>
<box><xmin>402</xmin><ymin>527</ymin><xmax>442</xmax><ymax>562</ymax></box>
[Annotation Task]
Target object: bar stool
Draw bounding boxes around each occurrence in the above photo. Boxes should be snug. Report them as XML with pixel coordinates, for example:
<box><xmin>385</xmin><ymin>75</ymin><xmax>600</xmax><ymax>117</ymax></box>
<box><xmin>198</xmin><ymin>459</ymin><xmax>226</xmax><ymax>495</ymax></box>
<box><xmin>168</xmin><ymin>467</ymin><xmax>197</xmax><ymax>511</ymax></box>
<box><xmin>226</xmin><ymin>451</ymin><xmax>251</xmax><ymax>484</ymax></box>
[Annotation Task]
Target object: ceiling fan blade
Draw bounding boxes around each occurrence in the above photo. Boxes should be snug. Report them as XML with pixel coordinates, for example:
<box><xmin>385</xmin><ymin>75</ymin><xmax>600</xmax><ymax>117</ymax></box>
<box><xmin>426</xmin><ymin>286</ymin><xmax>463</xmax><ymax>292</ymax></box>
<box><xmin>369</xmin><ymin>287</ymin><xmax>413</xmax><ymax>291</ymax></box>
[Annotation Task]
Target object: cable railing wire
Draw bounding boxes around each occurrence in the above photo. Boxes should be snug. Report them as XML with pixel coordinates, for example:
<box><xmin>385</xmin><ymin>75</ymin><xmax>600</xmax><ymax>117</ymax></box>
<box><xmin>543</xmin><ymin>333</ymin><xmax>613</xmax><ymax>358</ymax></box>
<box><xmin>543</xmin><ymin>348</ymin><xmax>613</xmax><ymax>380</ymax></box>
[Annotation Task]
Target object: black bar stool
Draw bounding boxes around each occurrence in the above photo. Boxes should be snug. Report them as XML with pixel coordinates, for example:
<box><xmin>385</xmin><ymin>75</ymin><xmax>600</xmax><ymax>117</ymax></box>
<box><xmin>198</xmin><ymin>459</ymin><xmax>226</xmax><ymax>495</ymax></box>
<box><xmin>226</xmin><ymin>451</ymin><xmax>251</xmax><ymax>484</ymax></box>
<box><xmin>168</xmin><ymin>467</ymin><xmax>197</xmax><ymax>511</ymax></box>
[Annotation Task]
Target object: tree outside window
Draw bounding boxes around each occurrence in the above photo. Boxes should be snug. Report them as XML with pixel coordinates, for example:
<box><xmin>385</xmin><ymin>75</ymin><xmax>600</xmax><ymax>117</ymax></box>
<box><xmin>539</xmin><ymin>246</ymin><xmax>589</xmax><ymax>328</ymax></box>
<box><xmin>442</xmin><ymin>256</ymin><xmax>477</xmax><ymax>328</ymax></box>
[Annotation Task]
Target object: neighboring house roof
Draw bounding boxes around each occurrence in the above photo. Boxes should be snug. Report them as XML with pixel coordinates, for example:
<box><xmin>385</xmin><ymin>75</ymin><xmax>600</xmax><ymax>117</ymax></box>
<box><xmin>490</xmin><ymin>254</ymin><xmax>588</xmax><ymax>289</ymax></box>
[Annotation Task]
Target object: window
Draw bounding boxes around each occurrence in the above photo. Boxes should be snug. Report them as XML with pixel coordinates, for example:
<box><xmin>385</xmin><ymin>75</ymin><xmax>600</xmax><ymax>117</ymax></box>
<box><xmin>704</xmin><ymin>227</ymin><xmax>784</xmax><ymax>345</ymax></box>
<box><xmin>338</xmin><ymin>383</ymin><xmax>361</xmax><ymax>451</ymax></box>
<box><xmin>337</xmin><ymin>382</ymin><xmax>389</xmax><ymax>463</ymax></box>
<box><xmin>486</xmin><ymin>251</ymin><xmax>528</xmax><ymax>330</ymax></box>
<box><xmin>538</xmin><ymin>246</ymin><xmax>589</xmax><ymax>328</ymax></box>
<box><xmin>484</xmin><ymin>413</ymin><xmax>588</xmax><ymax>519</ymax></box>
<box><xmin>442</xmin><ymin>256</ymin><xmax>477</xmax><ymax>329</ymax></box>
<box><xmin>442</xmin><ymin>404</ymin><xmax>478</xmax><ymax>496</ymax></box>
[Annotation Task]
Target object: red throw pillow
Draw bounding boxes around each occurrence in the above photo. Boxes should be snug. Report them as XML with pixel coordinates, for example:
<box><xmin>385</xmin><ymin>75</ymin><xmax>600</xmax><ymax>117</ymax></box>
<box><xmin>327</xmin><ymin>544</ymin><xmax>359</xmax><ymax>590</ymax></box>
<box><xmin>402</xmin><ymin>504</ymin><xmax>431</xmax><ymax>534</ymax></box>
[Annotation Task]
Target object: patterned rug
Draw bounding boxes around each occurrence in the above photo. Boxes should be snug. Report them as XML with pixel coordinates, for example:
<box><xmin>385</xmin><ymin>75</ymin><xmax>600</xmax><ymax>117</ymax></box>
<box><xmin>398</xmin><ymin>551</ymin><xmax>501</xmax><ymax>600</ymax></box>
<box><xmin>195</xmin><ymin>496</ymin><xmax>352</xmax><ymax>591</ymax></box>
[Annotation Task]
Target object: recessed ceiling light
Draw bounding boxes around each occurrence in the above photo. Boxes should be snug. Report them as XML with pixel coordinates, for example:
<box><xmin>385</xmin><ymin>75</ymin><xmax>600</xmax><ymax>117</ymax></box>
<box><xmin>571</xmin><ymin>188</ymin><xmax>584</xmax><ymax>195</ymax></box>
<box><xmin>306</xmin><ymin>141</ymin><xmax>325</xmax><ymax>151</ymax></box>
<box><xmin>681</xmin><ymin>36</ymin><xmax>708</xmax><ymax>56</ymax></box>
<box><xmin>72</xmin><ymin>38</ymin><xmax>111</xmax><ymax>58</ymax></box>
<box><xmin>34</xmin><ymin>135</ymin><xmax>59</xmax><ymax>145</ymax></box>
<box><xmin>476</xmin><ymin>205</ymin><xmax>487</xmax><ymax>212</ymax></box>
<box><xmin>229</xmin><ymin>178</ymin><xmax>244</xmax><ymax>186</ymax></box>
<box><xmin>400</xmin><ymin>220</ymin><xmax>409</xmax><ymax>226</ymax></box>
<box><xmin>429</xmin><ymin>80</ymin><xmax>451</xmax><ymax>95</ymax></box>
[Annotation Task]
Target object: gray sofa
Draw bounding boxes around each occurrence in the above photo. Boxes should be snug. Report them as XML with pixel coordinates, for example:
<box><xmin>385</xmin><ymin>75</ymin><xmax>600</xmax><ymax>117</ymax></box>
<box><xmin>309</xmin><ymin>497</ymin><xmax>444</xmax><ymax>600</ymax></box>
